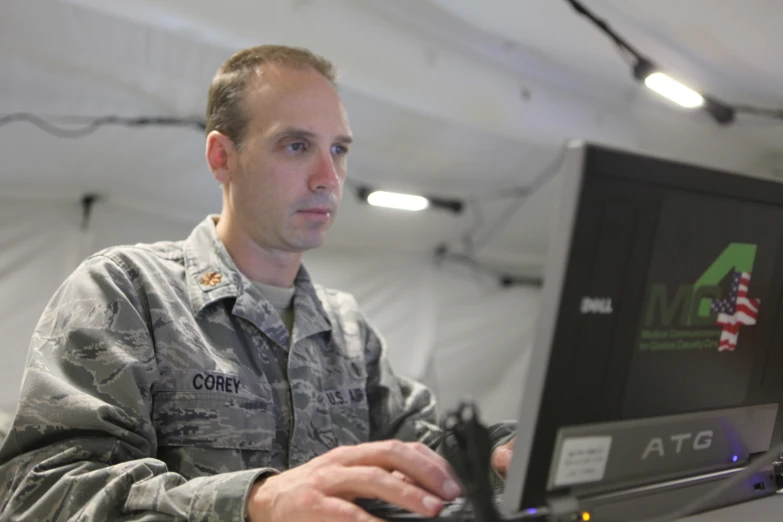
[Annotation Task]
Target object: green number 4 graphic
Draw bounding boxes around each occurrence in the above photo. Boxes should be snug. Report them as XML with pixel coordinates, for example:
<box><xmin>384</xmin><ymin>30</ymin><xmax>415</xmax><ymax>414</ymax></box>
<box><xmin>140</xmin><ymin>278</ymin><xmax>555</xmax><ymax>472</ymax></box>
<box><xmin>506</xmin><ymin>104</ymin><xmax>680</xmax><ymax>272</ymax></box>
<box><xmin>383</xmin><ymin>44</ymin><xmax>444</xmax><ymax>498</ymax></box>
<box><xmin>693</xmin><ymin>244</ymin><xmax>757</xmax><ymax>321</ymax></box>
<box><xmin>644</xmin><ymin>244</ymin><xmax>757</xmax><ymax>328</ymax></box>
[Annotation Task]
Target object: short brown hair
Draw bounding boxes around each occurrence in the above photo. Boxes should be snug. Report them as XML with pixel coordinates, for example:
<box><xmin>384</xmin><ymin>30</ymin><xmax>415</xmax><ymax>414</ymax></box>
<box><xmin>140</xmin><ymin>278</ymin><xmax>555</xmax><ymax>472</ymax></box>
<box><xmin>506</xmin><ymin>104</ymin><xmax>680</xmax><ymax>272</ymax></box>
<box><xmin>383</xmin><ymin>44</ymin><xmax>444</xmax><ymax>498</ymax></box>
<box><xmin>205</xmin><ymin>45</ymin><xmax>337</xmax><ymax>149</ymax></box>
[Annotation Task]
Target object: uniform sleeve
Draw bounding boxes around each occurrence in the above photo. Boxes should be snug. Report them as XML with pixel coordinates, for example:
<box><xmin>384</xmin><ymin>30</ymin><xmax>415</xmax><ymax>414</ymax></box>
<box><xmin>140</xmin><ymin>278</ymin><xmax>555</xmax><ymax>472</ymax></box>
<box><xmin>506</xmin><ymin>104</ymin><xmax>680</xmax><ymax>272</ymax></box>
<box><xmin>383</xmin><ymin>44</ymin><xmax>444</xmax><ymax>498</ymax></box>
<box><xmin>0</xmin><ymin>255</ymin><xmax>267</xmax><ymax>521</ymax></box>
<box><xmin>362</xmin><ymin>318</ymin><xmax>516</xmax><ymax>451</ymax></box>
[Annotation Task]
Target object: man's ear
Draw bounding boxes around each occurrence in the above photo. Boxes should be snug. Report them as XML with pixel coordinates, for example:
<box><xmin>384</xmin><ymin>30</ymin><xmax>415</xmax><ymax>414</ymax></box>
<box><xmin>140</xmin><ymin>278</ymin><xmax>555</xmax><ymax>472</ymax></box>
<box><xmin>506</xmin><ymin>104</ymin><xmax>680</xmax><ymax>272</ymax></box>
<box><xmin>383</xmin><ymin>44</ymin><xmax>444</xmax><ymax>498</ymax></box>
<box><xmin>206</xmin><ymin>131</ymin><xmax>236</xmax><ymax>184</ymax></box>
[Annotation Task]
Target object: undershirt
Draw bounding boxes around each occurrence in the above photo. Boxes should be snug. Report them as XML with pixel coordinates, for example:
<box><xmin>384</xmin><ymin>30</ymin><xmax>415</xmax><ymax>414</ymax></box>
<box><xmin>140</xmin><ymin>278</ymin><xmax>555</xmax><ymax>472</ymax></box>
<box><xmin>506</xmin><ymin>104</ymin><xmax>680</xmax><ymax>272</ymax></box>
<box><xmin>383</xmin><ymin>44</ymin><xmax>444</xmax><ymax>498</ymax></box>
<box><xmin>251</xmin><ymin>280</ymin><xmax>295</xmax><ymax>338</ymax></box>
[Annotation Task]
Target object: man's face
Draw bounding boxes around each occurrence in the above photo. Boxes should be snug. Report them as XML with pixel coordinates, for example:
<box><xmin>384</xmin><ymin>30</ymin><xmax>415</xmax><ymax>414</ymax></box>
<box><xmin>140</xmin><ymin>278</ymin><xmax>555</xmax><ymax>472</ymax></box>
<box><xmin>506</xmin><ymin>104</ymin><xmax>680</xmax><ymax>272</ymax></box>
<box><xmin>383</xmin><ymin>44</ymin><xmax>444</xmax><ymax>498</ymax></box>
<box><xmin>226</xmin><ymin>65</ymin><xmax>352</xmax><ymax>252</ymax></box>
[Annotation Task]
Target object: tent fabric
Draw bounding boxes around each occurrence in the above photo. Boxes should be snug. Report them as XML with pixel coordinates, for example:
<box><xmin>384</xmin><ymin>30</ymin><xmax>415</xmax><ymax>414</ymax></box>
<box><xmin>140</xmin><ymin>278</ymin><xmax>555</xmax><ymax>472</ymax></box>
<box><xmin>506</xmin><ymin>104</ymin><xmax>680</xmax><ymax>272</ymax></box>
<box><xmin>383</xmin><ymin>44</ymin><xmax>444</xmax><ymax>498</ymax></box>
<box><xmin>0</xmin><ymin>199</ymin><xmax>536</xmax><ymax>423</ymax></box>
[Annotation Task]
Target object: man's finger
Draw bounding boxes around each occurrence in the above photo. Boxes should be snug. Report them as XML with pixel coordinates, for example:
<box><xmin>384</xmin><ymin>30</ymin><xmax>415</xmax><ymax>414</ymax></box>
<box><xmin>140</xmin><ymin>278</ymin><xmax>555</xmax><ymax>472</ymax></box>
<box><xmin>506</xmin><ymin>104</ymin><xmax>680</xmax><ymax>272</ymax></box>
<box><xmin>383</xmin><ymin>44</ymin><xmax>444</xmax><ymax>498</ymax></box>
<box><xmin>407</xmin><ymin>442</ymin><xmax>462</xmax><ymax>492</ymax></box>
<box><xmin>391</xmin><ymin>470</ymin><xmax>415</xmax><ymax>484</ymax></box>
<box><xmin>318</xmin><ymin>495</ymin><xmax>385</xmax><ymax>522</ymax></box>
<box><xmin>491</xmin><ymin>447</ymin><xmax>513</xmax><ymax>476</ymax></box>
<box><xmin>321</xmin><ymin>466</ymin><xmax>444</xmax><ymax>517</ymax></box>
<box><xmin>326</xmin><ymin>441</ymin><xmax>461</xmax><ymax>500</ymax></box>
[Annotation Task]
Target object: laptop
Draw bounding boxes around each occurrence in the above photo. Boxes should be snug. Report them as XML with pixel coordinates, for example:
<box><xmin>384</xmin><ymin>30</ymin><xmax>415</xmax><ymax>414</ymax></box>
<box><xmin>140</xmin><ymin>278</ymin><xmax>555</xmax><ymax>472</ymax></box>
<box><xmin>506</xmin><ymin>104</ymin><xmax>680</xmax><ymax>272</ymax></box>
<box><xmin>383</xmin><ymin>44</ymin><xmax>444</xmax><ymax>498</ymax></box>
<box><xmin>364</xmin><ymin>142</ymin><xmax>783</xmax><ymax>521</ymax></box>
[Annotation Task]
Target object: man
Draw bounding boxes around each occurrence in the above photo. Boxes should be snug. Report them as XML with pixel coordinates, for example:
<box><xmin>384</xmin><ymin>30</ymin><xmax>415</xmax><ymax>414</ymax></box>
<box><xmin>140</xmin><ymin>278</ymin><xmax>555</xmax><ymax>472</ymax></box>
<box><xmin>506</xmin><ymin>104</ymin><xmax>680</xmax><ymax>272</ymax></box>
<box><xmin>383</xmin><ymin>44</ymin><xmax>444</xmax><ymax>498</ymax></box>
<box><xmin>0</xmin><ymin>45</ymin><xmax>514</xmax><ymax>521</ymax></box>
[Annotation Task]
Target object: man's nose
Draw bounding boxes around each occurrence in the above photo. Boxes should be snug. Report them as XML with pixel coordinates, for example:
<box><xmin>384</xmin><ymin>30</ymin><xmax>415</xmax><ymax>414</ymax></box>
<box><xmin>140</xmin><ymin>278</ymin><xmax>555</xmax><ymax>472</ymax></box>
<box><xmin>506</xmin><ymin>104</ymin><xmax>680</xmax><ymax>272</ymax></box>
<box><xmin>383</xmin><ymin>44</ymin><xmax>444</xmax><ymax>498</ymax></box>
<box><xmin>309</xmin><ymin>150</ymin><xmax>341</xmax><ymax>191</ymax></box>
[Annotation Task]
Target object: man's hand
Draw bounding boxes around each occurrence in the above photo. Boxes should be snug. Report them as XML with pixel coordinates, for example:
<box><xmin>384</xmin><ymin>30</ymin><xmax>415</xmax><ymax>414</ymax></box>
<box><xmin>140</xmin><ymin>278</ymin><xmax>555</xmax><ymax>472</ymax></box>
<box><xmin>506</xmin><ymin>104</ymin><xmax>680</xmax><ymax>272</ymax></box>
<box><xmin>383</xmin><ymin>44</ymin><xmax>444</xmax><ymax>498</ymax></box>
<box><xmin>246</xmin><ymin>440</ymin><xmax>463</xmax><ymax>522</ymax></box>
<box><xmin>490</xmin><ymin>437</ymin><xmax>515</xmax><ymax>478</ymax></box>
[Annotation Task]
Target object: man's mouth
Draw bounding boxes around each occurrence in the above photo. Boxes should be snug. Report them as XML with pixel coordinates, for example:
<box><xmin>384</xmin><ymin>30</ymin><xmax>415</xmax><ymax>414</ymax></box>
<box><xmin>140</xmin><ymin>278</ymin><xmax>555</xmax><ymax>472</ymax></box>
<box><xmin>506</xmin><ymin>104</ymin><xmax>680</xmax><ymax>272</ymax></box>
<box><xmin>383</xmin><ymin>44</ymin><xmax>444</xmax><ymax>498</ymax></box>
<box><xmin>297</xmin><ymin>208</ymin><xmax>332</xmax><ymax>221</ymax></box>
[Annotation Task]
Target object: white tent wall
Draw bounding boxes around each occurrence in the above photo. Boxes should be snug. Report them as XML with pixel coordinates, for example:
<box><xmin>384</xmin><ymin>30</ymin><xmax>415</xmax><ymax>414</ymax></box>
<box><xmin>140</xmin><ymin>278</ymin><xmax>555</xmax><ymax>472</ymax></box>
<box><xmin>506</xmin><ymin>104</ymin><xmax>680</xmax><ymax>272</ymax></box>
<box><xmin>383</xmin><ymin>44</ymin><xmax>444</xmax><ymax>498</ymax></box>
<box><xmin>0</xmin><ymin>199</ymin><xmax>196</xmax><ymax>412</ymax></box>
<box><xmin>0</xmin><ymin>198</ymin><xmax>83</xmax><ymax>412</ymax></box>
<box><xmin>0</xmin><ymin>200</ymin><xmax>535</xmax><ymax>424</ymax></box>
<box><xmin>3</xmin><ymin>0</ymin><xmax>783</xmax><ymax>439</ymax></box>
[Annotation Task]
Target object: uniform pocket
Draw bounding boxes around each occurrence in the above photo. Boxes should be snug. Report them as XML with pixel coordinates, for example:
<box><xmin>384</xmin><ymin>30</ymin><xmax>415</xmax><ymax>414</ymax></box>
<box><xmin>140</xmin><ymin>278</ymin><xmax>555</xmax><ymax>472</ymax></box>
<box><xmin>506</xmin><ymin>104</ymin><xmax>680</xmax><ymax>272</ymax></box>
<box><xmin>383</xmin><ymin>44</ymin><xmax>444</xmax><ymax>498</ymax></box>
<box><xmin>152</xmin><ymin>369</ymin><xmax>275</xmax><ymax>450</ymax></box>
<box><xmin>323</xmin><ymin>355</ymin><xmax>370</xmax><ymax>446</ymax></box>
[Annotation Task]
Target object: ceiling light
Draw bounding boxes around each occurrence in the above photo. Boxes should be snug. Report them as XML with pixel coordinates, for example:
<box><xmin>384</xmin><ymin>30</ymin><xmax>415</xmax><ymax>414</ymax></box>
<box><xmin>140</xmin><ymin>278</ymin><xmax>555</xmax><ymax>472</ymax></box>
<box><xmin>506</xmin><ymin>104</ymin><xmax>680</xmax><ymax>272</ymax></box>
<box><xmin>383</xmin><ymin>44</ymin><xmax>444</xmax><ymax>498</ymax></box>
<box><xmin>366</xmin><ymin>190</ymin><xmax>429</xmax><ymax>211</ymax></box>
<box><xmin>353</xmin><ymin>184</ymin><xmax>463</xmax><ymax>214</ymax></box>
<box><xmin>631</xmin><ymin>58</ymin><xmax>735</xmax><ymax>124</ymax></box>
<box><xmin>633</xmin><ymin>59</ymin><xmax>703</xmax><ymax>109</ymax></box>
<box><xmin>644</xmin><ymin>72</ymin><xmax>704</xmax><ymax>108</ymax></box>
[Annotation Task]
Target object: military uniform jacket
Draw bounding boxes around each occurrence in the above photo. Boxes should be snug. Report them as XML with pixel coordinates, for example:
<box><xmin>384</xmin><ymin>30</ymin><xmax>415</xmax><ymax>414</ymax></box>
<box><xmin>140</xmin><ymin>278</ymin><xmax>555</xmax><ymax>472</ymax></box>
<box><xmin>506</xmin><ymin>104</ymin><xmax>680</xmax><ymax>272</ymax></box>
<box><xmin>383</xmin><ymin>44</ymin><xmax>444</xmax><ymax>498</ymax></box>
<box><xmin>0</xmin><ymin>216</ymin><xmax>514</xmax><ymax>521</ymax></box>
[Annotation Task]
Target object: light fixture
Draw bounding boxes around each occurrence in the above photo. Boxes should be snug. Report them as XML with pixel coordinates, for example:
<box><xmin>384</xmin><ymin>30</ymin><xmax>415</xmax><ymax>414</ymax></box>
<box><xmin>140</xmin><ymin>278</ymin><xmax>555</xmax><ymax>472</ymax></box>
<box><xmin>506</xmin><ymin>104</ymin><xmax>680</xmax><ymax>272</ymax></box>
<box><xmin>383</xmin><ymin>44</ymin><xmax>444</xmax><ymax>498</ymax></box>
<box><xmin>354</xmin><ymin>185</ymin><xmax>464</xmax><ymax>214</ymax></box>
<box><xmin>634</xmin><ymin>59</ymin><xmax>703</xmax><ymax>108</ymax></box>
<box><xmin>644</xmin><ymin>72</ymin><xmax>704</xmax><ymax>108</ymax></box>
<box><xmin>366</xmin><ymin>190</ymin><xmax>429</xmax><ymax>211</ymax></box>
<box><xmin>565</xmin><ymin>0</ymin><xmax>783</xmax><ymax>127</ymax></box>
<box><xmin>633</xmin><ymin>58</ymin><xmax>735</xmax><ymax>124</ymax></box>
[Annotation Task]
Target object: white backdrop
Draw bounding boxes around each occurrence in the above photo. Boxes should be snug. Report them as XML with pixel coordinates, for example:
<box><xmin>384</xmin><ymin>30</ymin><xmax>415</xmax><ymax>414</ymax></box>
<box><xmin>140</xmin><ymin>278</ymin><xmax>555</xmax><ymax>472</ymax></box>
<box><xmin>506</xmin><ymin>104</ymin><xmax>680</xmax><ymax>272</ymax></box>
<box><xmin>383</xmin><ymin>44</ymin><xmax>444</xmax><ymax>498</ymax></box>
<box><xmin>0</xmin><ymin>198</ymin><xmax>537</xmax><ymax>424</ymax></box>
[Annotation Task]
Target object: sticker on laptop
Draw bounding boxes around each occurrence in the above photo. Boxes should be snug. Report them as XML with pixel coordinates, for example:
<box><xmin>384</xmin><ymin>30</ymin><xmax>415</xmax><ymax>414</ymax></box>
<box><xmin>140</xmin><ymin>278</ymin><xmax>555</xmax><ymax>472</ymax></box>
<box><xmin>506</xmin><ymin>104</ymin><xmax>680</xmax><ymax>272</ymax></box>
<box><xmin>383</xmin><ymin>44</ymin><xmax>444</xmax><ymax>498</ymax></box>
<box><xmin>553</xmin><ymin>436</ymin><xmax>612</xmax><ymax>487</ymax></box>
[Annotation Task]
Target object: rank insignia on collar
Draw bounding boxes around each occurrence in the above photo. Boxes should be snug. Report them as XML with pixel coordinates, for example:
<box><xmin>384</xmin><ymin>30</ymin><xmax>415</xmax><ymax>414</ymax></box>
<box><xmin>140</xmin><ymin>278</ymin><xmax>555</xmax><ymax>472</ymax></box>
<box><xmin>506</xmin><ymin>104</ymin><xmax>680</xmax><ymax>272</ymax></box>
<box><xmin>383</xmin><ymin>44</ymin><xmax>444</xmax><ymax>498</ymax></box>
<box><xmin>199</xmin><ymin>271</ymin><xmax>223</xmax><ymax>287</ymax></box>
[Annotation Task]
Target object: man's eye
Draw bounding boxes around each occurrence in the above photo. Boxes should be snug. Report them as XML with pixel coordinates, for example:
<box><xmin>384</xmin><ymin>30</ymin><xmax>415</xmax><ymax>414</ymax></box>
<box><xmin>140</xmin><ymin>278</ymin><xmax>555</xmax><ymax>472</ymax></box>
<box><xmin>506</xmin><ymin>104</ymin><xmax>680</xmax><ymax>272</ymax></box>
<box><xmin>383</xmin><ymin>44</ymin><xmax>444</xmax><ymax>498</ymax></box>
<box><xmin>287</xmin><ymin>142</ymin><xmax>307</xmax><ymax>153</ymax></box>
<box><xmin>332</xmin><ymin>144</ymin><xmax>348</xmax><ymax>156</ymax></box>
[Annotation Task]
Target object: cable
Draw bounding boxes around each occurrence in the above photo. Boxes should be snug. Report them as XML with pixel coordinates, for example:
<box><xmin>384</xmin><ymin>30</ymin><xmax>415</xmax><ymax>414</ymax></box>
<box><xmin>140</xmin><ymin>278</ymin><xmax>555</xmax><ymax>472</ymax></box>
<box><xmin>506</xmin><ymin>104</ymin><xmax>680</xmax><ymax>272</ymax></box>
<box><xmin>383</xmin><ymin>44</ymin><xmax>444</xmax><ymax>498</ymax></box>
<box><xmin>440</xmin><ymin>401</ymin><xmax>503</xmax><ymax>522</ymax></box>
<box><xmin>1</xmin><ymin>110</ymin><xmax>549</xmax><ymax>286</ymax></box>
<box><xmin>633</xmin><ymin>438</ymin><xmax>783</xmax><ymax>522</ymax></box>
<box><xmin>0</xmin><ymin>113</ymin><xmax>206</xmax><ymax>138</ymax></box>
<box><xmin>563</xmin><ymin>0</ymin><xmax>783</xmax><ymax>124</ymax></box>
<box><xmin>476</xmin><ymin>186</ymin><xmax>539</xmax><ymax>202</ymax></box>
<box><xmin>732</xmin><ymin>105</ymin><xmax>783</xmax><ymax>120</ymax></box>
<box><xmin>434</xmin><ymin>245</ymin><xmax>543</xmax><ymax>288</ymax></box>
<box><xmin>472</xmin><ymin>149</ymin><xmax>566</xmax><ymax>252</ymax></box>
<box><xmin>563</xmin><ymin>0</ymin><xmax>645</xmax><ymax>64</ymax></box>
<box><xmin>460</xmin><ymin>195</ymin><xmax>486</xmax><ymax>257</ymax></box>
<box><xmin>429</xmin><ymin>151</ymin><xmax>566</xmax><ymax>288</ymax></box>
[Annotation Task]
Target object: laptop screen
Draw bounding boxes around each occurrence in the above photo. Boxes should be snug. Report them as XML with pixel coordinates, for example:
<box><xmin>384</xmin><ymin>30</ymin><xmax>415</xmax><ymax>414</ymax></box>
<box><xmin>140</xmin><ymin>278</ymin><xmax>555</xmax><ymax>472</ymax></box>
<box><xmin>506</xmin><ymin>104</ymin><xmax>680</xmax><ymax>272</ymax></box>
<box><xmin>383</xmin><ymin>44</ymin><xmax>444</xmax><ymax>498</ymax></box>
<box><xmin>623</xmin><ymin>192</ymin><xmax>782</xmax><ymax>419</ymax></box>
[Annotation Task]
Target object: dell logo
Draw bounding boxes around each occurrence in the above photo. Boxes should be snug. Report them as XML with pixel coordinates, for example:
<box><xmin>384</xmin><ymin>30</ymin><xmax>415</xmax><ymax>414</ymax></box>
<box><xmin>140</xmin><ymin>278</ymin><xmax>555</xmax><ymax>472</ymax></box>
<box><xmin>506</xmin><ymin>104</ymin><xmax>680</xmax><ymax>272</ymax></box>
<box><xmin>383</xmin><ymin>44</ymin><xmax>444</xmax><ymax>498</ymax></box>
<box><xmin>641</xmin><ymin>430</ymin><xmax>713</xmax><ymax>459</ymax></box>
<box><xmin>580</xmin><ymin>297</ymin><xmax>614</xmax><ymax>315</ymax></box>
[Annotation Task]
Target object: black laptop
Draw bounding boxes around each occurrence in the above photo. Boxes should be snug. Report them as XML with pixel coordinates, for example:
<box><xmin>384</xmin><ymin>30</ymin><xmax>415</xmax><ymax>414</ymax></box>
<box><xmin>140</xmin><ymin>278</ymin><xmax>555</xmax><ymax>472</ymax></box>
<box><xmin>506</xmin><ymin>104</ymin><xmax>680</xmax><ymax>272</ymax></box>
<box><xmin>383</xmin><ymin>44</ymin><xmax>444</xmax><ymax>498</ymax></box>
<box><xmin>363</xmin><ymin>142</ymin><xmax>783</xmax><ymax>521</ymax></box>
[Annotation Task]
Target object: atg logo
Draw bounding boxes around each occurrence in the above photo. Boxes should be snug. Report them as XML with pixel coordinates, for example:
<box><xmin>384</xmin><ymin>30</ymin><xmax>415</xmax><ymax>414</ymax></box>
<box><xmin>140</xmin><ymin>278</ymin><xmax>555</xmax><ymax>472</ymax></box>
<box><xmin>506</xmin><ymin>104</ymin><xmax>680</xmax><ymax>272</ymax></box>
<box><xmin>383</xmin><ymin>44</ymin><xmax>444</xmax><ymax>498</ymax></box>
<box><xmin>641</xmin><ymin>430</ymin><xmax>713</xmax><ymax>460</ymax></box>
<box><xmin>643</xmin><ymin>243</ymin><xmax>761</xmax><ymax>352</ymax></box>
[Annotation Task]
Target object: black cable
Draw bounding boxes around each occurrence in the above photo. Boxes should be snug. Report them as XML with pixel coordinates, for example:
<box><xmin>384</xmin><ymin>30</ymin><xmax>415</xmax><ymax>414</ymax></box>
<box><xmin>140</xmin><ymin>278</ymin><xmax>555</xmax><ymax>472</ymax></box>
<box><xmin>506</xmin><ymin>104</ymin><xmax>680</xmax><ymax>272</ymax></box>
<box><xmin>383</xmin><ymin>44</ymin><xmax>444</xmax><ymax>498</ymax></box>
<box><xmin>441</xmin><ymin>401</ymin><xmax>503</xmax><ymax>522</ymax></box>
<box><xmin>428</xmin><ymin>152</ymin><xmax>566</xmax><ymax>289</ymax></box>
<box><xmin>563</xmin><ymin>0</ymin><xmax>783</xmax><ymax>124</ymax></box>
<box><xmin>0</xmin><ymin>113</ymin><xmax>105</xmax><ymax>138</ymax></box>
<box><xmin>0</xmin><ymin>113</ymin><xmax>206</xmax><ymax>138</ymax></box>
<box><xmin>733</xmin><ymin>105</ymin><xmax>783</xmax><ymax>119</ymax></box>
<box><xmin>563</xmin><ymin>0</ymin><xmax>645</xmax><ymax>64</ymax></box>
<box><xmin>434</xmin><ymin>245</ymin><xmax>543</xmax><ymax>288</ymax></box>
<box><xmin>471</xmin><ymin>197</ymin><xmax>527</xmax><ymax>253</ymax></box>
<box><xmin>472</xmin><ymin>150</ymin><xmax>565</xmax><ymax>252</ymax></box>
<box><xmin>459</xmin><ymin>195</ymin><xmax>485</xmax><ymax>258</ymax></box>
<box><xmin>476</xmin><ymin>186</ymin><xmax>535</xmax><ymax>202</ymax></box>
<box><xmin>2</xmin><ymin>109</ymin><xmax>556</xmax><ymax>285</ymax></box>
<box><xmin>2</xmin><ymin>109</ymin><xmax>551</xmax><ymax>287</ymax></box>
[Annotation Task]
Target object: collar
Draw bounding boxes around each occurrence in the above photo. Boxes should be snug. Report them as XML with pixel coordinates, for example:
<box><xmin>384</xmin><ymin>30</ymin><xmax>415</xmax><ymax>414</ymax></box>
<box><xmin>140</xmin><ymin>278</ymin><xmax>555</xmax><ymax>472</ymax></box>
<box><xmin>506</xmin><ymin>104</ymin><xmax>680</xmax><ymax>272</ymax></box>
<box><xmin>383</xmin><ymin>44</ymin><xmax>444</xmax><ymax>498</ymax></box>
<box><xmin>182</xmin><ymin>216</ymin><xmax>331</xmax><ymax>342</ymax></box>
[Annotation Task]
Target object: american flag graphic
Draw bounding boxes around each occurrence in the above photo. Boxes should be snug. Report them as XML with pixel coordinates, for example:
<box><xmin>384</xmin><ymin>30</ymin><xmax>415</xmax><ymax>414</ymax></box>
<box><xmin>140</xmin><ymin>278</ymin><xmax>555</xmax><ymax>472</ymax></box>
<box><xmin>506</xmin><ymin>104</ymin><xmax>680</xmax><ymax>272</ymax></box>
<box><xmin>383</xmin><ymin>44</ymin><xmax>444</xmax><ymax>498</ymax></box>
<box><xmin>710</xmin><ymin>270</ymin><xmax>761</xmax><ymax>351</ymax></box>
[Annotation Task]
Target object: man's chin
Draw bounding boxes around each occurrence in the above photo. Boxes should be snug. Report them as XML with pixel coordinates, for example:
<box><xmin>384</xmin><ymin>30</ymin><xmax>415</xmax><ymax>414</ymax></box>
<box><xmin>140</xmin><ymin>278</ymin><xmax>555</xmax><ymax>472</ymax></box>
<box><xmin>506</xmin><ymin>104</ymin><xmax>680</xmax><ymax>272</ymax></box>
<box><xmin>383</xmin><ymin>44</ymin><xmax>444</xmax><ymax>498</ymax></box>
<box><xmin>286</xmin><ymin>236</ymin><xmax>326</xmax><ymax>252</ymax></box>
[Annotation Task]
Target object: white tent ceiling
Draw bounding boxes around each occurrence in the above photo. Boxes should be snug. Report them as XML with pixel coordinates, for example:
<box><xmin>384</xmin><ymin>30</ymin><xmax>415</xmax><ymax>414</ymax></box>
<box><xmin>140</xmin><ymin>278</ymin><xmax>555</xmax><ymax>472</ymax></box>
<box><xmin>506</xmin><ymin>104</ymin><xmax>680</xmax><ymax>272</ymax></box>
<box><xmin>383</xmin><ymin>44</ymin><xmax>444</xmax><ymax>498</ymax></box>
<box><xmin>2</xmin><ymin>0</ymin><xmax>782</xmax><ymax>276</ymax></box>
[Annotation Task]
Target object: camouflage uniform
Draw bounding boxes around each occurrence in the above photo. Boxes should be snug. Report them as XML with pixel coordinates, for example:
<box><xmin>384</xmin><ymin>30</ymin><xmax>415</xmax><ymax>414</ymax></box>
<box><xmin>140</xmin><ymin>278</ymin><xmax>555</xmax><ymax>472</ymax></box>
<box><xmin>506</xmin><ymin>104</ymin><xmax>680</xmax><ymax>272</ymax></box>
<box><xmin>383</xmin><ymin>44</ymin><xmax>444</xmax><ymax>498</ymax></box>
<box><xmin>0</xmin><ymin>216</ymin><xmax>514</xmax><ymax>521</ymax></box>
<box><xmin>0</xmin><ymin>412</ymin><xmax>11</xmax><ymax>447</ymax></box>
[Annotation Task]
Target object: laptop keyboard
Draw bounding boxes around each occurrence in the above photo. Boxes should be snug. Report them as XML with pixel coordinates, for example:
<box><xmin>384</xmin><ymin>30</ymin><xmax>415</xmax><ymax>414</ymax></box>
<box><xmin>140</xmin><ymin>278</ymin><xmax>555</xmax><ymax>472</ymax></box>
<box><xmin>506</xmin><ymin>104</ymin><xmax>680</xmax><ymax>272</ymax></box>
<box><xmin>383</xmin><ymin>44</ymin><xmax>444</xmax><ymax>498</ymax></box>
<box><xmin>357</xmin><ymin>494</ymin><xmax>507</xmax><ymax>521</ymax></box>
